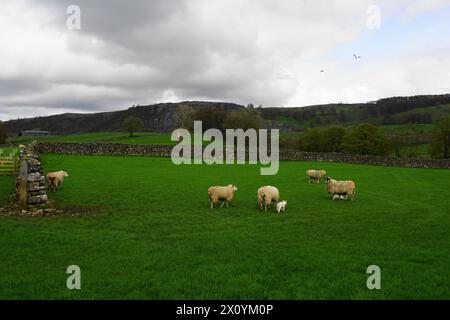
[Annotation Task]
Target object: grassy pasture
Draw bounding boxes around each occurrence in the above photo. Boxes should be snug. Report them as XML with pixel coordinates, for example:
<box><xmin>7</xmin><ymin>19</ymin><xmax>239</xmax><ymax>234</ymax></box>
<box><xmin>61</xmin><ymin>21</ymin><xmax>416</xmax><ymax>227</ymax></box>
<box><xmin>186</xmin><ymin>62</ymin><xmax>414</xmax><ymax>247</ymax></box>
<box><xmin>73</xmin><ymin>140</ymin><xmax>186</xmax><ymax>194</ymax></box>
<box><xmin>6</xmin><ymin>132</ymin><xmax>174</xmax><ymax>145</ymax></box>
<box><xmin>0</xmin><ymin>155</ymin><xmax>449</xmax><ymax>299</ymax></box>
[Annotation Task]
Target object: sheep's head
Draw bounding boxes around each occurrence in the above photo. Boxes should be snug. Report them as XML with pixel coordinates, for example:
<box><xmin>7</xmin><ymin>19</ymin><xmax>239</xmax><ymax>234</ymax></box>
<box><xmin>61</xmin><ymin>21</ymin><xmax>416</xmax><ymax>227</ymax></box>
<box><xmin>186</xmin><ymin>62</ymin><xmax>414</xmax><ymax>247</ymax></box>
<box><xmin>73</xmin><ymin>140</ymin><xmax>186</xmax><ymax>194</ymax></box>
<box><xmin>228</xmin><ymin>184</ymin><xmax>238</xmax><ymax>191</ymax></box>
<box><xmin>321</xmin><ymin>170</ymin><xmax>327</xmax><ymax>176</ymax></box>
<box><xmin>325</xmin><ymin>177</ymin><xmax>332</xmax><ymax>184</ymax></box>
<box><xmin>60</xmin><ymin>171</ymin><xmax>69</xmax><ymax>177</ymax></box>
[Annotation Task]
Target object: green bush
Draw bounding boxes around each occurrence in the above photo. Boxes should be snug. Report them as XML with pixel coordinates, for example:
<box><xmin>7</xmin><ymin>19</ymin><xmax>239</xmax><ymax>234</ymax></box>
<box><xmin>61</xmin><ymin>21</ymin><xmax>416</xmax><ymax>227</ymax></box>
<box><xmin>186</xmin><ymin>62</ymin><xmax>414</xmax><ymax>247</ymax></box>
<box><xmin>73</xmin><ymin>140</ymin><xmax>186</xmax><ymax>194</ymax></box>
<box><xmin>341</xmin><ymin>124</ymin><xmax>391</xmax><ymax>156</ymax></box>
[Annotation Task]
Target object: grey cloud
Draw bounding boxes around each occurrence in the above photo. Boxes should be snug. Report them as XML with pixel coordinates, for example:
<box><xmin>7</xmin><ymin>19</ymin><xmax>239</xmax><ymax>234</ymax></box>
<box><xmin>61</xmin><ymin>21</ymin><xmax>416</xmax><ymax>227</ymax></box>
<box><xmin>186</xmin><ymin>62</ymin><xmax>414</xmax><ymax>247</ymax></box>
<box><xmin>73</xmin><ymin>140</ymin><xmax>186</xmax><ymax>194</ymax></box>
<box><xmin>1</xmin><ymin>0</ymin><xmax>449</xmax><ymax>120</ymax></box>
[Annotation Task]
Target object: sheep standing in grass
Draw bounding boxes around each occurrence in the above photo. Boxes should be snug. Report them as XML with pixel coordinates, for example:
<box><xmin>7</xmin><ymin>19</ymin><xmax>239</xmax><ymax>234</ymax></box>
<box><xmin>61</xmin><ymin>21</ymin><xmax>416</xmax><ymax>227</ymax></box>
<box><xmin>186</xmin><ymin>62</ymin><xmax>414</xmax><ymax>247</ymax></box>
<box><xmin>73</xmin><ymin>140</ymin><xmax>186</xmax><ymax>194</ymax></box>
<box><xmin>208</xmin><ymin>184</ymin><xmax>238</xmax><ymax>208</ymax></box>
<box><xmin>306</xmin><ymin>169</ymin><xmax>327</xmax><ymax>183</ymax></box>
<box><xmin>276</xmin><ymin>200</ymin><xmax>287</xmax><ymax>213</ymax></box>
<box><xmin>47</xmin><ymin>171</ymin><xmax>69</xmax><ymax>192</ymax></box>
<box><xmin>257</xmin><ymin>186</ymin><xmax>280</xmax><ymax>211</ymax></box>
<box><xmin>326</xmin><ymin>177</ymin><xmax>356</xmax><ymax>201</ymax></box>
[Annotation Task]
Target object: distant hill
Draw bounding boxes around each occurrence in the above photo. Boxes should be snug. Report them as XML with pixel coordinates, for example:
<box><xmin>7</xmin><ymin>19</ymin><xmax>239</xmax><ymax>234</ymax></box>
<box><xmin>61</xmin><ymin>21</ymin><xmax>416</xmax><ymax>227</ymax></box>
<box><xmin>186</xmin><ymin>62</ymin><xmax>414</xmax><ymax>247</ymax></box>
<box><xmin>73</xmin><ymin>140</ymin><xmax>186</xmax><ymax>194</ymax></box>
<box><xmin>4</xmin><ymin>101</ymin><xmax>243</xmax><ymax>135</ymax></box>
<box><xmin>262</xmin><ymin>94</ymin><xmax>450</xmax><ymax>131</ymax></box>
<box><xmin>4</xmin><ymin>94</ymin><xmax>450</xmax><ymax>135</ymax></box>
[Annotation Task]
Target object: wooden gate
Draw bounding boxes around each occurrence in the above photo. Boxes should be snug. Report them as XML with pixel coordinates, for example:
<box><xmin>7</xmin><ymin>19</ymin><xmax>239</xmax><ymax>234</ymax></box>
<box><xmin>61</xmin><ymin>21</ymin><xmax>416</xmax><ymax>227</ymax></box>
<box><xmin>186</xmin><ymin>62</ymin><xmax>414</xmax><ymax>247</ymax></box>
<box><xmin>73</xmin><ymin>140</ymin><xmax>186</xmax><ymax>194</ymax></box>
<box><xmin>0</xmin><ymin>156</ymin><xmax>19</xmax><ymax>176</ymax></box>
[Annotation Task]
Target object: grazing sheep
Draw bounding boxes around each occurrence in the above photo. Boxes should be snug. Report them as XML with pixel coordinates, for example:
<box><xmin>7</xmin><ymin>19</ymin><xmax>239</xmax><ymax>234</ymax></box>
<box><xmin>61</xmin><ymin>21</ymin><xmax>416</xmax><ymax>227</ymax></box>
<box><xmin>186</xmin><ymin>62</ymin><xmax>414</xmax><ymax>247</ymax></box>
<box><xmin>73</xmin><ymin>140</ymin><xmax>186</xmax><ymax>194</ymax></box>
<box><xmin>306</xmin><ymin>169</ymin><xmax>327</xmax><ymax>183</ymax></box>
<box><xmin>276</xmin><ymin>200</ymin><xmax>287</xmax><ymax>213</ymax></box>
<box><xmin>326</xmin><ymin>177</ymin><xmax>356</xmax><ymax>201</ymax></box>
<box><xmin>47</xmin><ymin>171</ymin><xmax>69</xmax><ymax>192</ymax></box>
<box><xmin>257</xmin><ymin>186</ymin><xmax>280</xmax><ymax>211</ymax></box>
<box><xmin>208</xmin><ymin>184</ymin><xmax>238</xmax><ymax>208</ymax></box>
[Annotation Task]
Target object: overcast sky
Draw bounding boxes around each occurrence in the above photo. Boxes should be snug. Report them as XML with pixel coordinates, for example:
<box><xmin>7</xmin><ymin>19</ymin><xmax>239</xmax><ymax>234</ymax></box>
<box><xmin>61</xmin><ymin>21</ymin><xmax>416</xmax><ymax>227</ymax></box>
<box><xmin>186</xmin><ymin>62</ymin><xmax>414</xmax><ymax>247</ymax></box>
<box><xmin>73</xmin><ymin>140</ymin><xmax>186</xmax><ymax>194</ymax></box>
<box><xmin>1</xmin><ymin>0</ymin><xmax>450</xmax><ymax>120</ymax></box>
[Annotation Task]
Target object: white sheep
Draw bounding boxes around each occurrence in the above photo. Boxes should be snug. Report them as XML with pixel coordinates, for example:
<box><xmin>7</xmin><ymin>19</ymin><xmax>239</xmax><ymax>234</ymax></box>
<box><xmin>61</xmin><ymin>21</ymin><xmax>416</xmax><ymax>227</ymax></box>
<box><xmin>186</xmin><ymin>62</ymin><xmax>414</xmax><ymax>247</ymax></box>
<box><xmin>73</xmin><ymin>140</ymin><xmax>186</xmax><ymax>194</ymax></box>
<box><xmin>276</xmin><ymin>200</ymin><xmax>287</xmax><ymax>213</ymax></box>
<box><xmin>257</xmin><ymin>185</ymin><xmax>280</xmax><ymax>211</ymax></box>
<box><xmin>326</xmin><ymin>177</ymin><xmax>356</xmax><ymax>201</ymax></box>
<box><xmin>306</xmin><ymin>169</ymin><xmax>327</xmax><ymax>183</ymax></box>
<box><xmin>208</xmin><ymin>184</ymin><xmax>238</xmax><ymax>208</ymax></box>
<box><xmin>19</xmin><ymin>144</ymin><xmax>26</xmax><ymax>150</ymax></box>
<box><xmin>47</xmin><ymin>171</ymin><xmax>69</xmax><ymax>192</ymax></box>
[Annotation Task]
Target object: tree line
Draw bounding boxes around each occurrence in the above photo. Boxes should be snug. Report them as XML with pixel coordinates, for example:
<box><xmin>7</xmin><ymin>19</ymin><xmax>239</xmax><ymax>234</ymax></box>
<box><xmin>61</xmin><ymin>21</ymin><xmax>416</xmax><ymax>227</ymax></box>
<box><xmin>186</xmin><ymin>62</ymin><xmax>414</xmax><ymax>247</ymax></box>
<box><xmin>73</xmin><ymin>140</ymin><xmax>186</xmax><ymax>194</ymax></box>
<box><xmin>280</xmin><ymin>124</ymin><xmax>392</xmax><ymax>156</ymax></box>
<box><xmin>279</xmin><ymin>116</ymin><xmax>450</xmax><ymax>159</ymax></box>
<box><xmin>174</xmin><ymin>104</ymin><xmax>263</xmax><ymax>131</ymax></box>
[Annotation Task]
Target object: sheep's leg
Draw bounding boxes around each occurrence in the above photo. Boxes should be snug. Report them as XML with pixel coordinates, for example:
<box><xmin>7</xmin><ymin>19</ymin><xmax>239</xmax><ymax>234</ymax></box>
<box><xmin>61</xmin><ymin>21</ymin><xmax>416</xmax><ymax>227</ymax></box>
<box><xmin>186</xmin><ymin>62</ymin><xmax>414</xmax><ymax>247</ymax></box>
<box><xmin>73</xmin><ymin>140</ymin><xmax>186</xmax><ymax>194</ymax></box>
<box><xmin>226</xmin><ymin>201</ymin><xmax>229</xmax><ymax>208</ymax></box>
<box><xmin>220</xmin><ymin>201</ymin><xmax>225</xmax><ymax>208</ymax></box>
<box><xmin>210</xmin><ymin>201</ymin><xmax>214</xmax><ymax>209</ymax></box>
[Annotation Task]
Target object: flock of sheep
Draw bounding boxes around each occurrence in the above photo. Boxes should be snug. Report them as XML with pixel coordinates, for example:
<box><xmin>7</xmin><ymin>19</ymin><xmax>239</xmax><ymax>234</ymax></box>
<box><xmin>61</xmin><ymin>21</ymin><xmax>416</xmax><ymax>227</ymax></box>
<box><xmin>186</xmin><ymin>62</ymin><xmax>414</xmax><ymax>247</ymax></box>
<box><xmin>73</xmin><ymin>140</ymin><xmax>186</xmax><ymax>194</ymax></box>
<box><xmin>42</xmin><ymin>168</ymin><xmax>356</xmax><ymax>214</ymax></box>
<box><xmin>208</xmin><ymin>169</ymin><xmax>356</xmax><ymax>213</ymax></box>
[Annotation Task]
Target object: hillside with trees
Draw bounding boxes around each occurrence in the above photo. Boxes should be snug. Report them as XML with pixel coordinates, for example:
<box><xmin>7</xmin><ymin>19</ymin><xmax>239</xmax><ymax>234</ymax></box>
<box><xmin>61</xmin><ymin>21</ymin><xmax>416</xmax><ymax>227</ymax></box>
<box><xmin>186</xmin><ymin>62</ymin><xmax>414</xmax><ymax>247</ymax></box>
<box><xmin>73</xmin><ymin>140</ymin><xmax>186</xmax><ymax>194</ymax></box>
<box><xmin>3</xmin><ymin>94</ymin><xmax>450</xmax><ymax>158</ymax></box>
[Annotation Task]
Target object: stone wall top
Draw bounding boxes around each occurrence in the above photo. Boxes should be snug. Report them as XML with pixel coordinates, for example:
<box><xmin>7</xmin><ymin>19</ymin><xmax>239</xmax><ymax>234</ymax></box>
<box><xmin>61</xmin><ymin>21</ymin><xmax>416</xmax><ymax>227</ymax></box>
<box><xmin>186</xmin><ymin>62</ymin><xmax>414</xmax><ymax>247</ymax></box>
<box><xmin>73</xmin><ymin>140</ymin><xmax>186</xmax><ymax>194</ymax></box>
<box><xmin>36</xmin><ymin>142</ymin><xmax>450</xmax><ymax>169</ymax></box>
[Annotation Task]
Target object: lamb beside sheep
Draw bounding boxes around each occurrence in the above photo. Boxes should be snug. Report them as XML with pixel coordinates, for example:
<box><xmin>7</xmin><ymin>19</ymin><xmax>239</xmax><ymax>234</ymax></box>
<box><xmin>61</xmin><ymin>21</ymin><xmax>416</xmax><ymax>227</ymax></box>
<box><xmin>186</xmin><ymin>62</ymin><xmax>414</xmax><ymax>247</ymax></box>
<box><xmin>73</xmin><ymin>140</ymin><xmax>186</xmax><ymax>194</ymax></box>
<box><xmin>257</xmin><ymin>185</ymin><xmax>280</xmax><ymax>211</ymax></box>
<box><xmin>276</xmin><ymin>200</ymin><xmax>287</xmax><ymax>213</ymax></box>
<box><xmin>326</xmin><ymin>177</ymin><xmax>356</xmax><ymax>201</ymax></box>
<box><xmin>332</xmin><ymin>194</ymin><xmax>347</xmax><ymax>200</ymax></box>
<box><xmin>208</xmin><ymin>184</ymin><xmax>238</xmax><ymax>208</ymax></box>
<box><xmin>306</xmin><ymin>169</ymin><xmax>327</xmax><ymax>183</ymax></box>
<box><xmin>47</xmin><ymin>171</ymin><xmax>69</xmax><ymax>192</ymax></box>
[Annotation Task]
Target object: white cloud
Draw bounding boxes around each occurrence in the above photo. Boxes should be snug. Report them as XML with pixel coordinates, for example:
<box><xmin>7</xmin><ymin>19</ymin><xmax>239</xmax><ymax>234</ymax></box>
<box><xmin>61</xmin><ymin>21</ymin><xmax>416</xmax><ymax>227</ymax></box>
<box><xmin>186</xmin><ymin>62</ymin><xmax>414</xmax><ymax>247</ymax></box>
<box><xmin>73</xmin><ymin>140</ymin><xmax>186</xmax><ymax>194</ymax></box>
<box><xmin>0</xmin><ymin>0</ymin><xmax>449</xmax><ymax>120</ymax></box>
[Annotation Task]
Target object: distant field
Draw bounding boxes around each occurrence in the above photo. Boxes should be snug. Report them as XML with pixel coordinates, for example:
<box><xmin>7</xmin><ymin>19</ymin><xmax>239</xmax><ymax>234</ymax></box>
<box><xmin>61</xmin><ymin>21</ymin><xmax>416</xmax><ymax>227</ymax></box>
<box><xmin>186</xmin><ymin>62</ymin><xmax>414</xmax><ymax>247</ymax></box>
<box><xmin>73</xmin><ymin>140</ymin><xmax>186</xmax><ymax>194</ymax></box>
<box><xmin>7</xmin><ymin>132</ymin><xmax>174</xmax><ymax>145</ymax></box>
<box><xmin>0</xmin><ymin>155</ymin><xmax>449</xmax><ymax>299</ymax></box>
<box><xmin>5</xmin><ymin>127</ymin><xmax>439</xmax><ymax>158</ymax></box>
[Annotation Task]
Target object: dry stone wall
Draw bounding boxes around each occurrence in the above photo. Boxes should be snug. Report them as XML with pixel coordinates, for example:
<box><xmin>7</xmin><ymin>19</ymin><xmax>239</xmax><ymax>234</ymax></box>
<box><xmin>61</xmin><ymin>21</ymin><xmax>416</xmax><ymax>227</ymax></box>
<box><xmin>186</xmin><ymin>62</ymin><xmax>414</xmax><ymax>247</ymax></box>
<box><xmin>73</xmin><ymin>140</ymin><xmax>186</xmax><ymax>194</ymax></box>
<box><xmin>36</xmin><ymin>142</ymin><xmax>450</xmax><ymax>169</ymax></box>
<box><xmin>17</xmin><ymin>143</ymin><xmax>48</xmax><ymax>205</ymax></box>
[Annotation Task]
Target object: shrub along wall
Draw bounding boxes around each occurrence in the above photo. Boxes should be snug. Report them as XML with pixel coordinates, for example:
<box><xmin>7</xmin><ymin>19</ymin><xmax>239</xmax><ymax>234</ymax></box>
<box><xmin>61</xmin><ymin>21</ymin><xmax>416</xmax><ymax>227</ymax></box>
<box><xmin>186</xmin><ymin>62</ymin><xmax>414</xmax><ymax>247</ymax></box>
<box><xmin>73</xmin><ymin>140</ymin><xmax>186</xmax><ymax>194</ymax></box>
<box><xmin>36</xmin><ymin>142</ymin><xmax>450</xmax><ymax>169</ymax></box>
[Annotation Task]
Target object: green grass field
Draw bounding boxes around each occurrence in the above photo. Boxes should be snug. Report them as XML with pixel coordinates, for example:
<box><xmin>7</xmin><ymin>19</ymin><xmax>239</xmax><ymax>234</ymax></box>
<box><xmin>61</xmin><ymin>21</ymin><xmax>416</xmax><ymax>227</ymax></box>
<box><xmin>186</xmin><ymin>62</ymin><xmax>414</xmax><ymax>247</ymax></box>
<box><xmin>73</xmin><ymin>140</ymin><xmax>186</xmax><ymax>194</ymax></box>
<box><xmin>6</xmin><ymin>132</ymin><xmax>174</xmax><ymax>145</ymax></box>
<box><xmin>0</xmin><ymin>155</ymin><xmax>449</xmax><ymax>299</ymax></box>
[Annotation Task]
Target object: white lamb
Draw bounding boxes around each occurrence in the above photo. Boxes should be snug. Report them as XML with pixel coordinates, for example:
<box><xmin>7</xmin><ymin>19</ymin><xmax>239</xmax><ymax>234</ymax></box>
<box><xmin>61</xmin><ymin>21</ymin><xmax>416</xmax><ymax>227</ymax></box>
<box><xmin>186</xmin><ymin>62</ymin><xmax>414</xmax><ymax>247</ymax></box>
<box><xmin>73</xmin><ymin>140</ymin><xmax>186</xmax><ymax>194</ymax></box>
<box><xmin>276</xmin><ymin>200</ymin><xmax>287</xmax><ymax>213</ymax></box>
